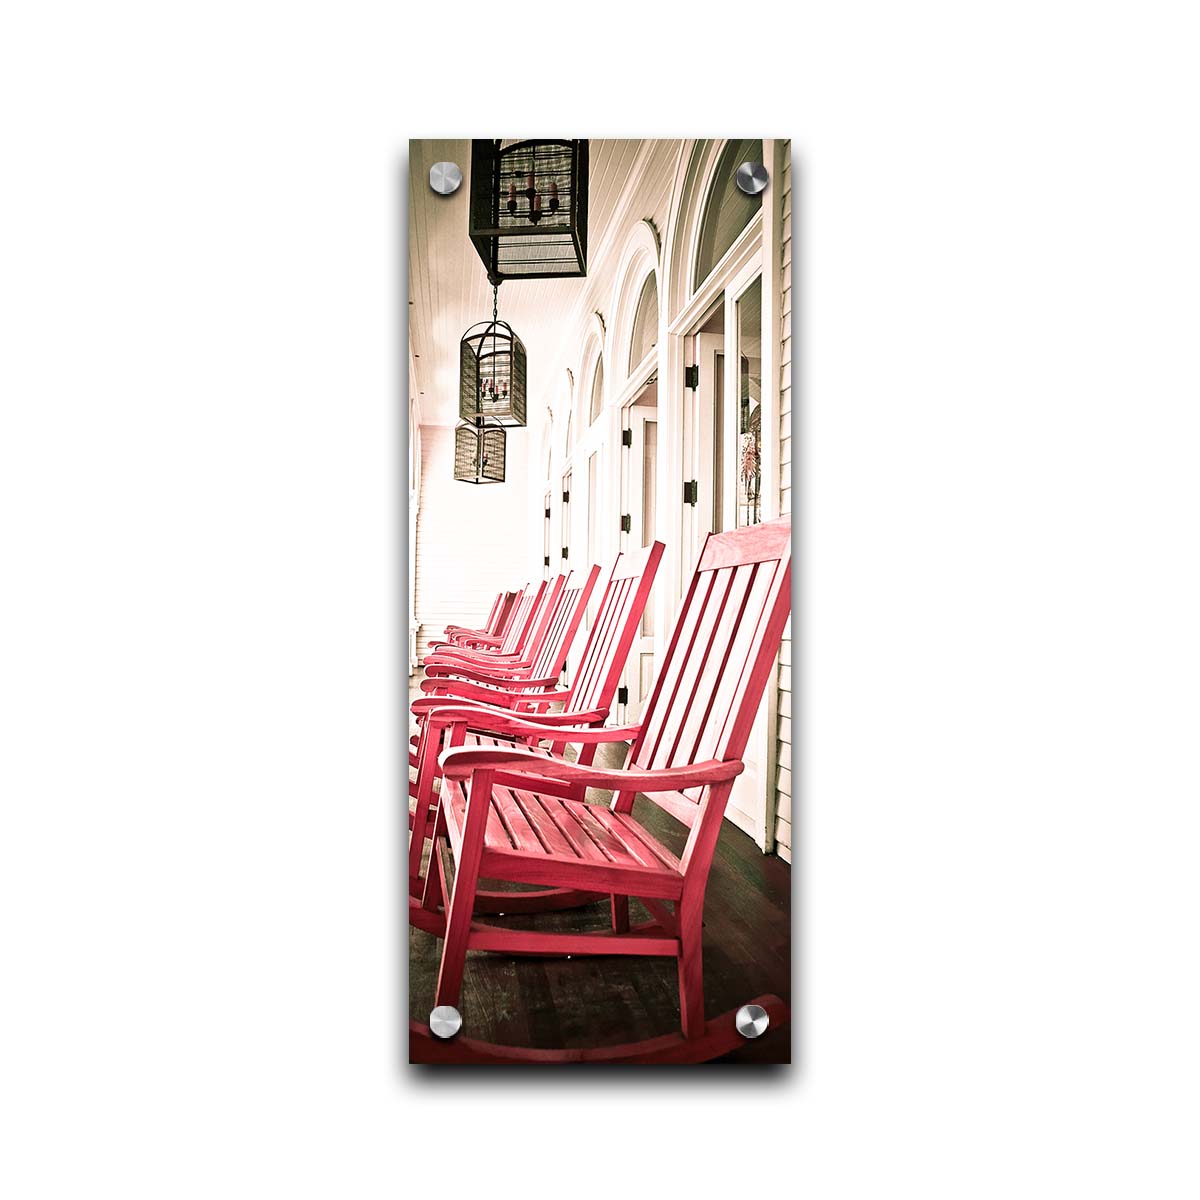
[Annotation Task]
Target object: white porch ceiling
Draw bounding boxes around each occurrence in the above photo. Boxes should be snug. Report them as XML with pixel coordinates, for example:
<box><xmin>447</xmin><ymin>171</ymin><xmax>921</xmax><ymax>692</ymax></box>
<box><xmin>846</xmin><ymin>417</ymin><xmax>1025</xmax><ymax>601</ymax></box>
<box><xmin>407</xmin><ymin>139</ymin><xmax>649</xmax><ymax>427</ymax></box>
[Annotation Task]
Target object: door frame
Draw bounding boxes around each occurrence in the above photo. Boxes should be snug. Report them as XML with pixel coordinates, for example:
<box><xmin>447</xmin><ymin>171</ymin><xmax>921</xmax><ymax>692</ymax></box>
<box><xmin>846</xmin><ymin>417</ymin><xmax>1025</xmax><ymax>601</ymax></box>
<box><xmin>617</xmin><ymin>397</ymin><xmax>658</xmax><ymax>724</ymax></box>
<box><xmin>654</xmin><ymin>144</ymin><xmax>783</xmax><ymax>850</ymax></box>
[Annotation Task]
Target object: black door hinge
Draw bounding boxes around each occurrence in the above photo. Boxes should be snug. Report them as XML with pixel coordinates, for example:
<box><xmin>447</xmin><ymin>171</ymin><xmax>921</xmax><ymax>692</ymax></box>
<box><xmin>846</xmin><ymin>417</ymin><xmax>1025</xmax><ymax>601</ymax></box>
<box><xmin>684</xmin><ymin>365</ymin><xmax>699</xmax><ymax>389</ymax></box>
<box><xmin>621</xmin><ymin>428</ymin><xmax>632</xmax><ymax>447</ymax></box>
<box><xmin>683</xmin><ymin>480</ymin><xmax>699</xmax><ymax>505</ymax></box>
<box><xmin>544</xmin><ymin>506</ymin><xmax>551</xmax><ymax>519</ymax></box>
<box><xmin>543</xmin><ymin>555</ymin><xmax>550</xmax><ymax>567</ymax></box>
<box><xmin>620</xmin><ymin>514</ymin><xmax>631</xmax><ymax>533</ymax></box>
<box><xmin>562</xmin><ymin>490</ymin><xmax>570</xmax><ymax>503</ymax></box>
<box><xmin>617</xmin><ymin>686</ymin><xmax>629</xmax><ymax>706</ymax></box>
<box><xmin>561</xmin><ymin>546</ymin><xmax>569</xmax><ymax>559</ymax></box>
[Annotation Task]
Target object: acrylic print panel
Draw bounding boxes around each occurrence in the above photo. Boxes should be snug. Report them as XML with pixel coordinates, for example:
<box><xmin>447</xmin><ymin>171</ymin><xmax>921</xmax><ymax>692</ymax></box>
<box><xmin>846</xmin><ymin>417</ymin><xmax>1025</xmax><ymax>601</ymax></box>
<box><xmin>407</xmin><ymin>138</ymin><xmax>794</xmax><ymax>1064</ymax></box>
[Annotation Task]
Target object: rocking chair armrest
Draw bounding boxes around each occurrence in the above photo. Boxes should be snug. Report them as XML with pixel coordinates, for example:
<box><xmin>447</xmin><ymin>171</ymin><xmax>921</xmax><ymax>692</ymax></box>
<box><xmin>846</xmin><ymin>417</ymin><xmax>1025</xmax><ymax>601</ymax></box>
<box><xmin>423</xmin><ymin>671</ymin><xmax>557</xmax><ymax>694</ymax></box>
<box><xmin>459</xmin><ymin>632</ymin><xmax>503</xmax><ymax>647</ymax></box>
<box><xmin>439</xmin><ymin>744</ymin><xmax>745</xmax><ymax>792</ymax></box>
<box><xmin>417</xmin><ymin>677</ymin><xmax>537</xmax><ymax>708</ymax></box>
<box><xmin>423</xmin><ymin>663</ymin><xmax>532</xmax><ymax>686</ymax></box>
<box><xmin>492</xmin><ymin>707</ymin><xmax>616</xmax><ymax>728</ymax></box>
<box><xmin>426</xmin><ymin>648</ymin><xmax>528</xmax><ymax>666</ymax></box>
<box><xmin>513</xmin><ymin>688</ymin><xmax>571</xmax><ymax>705</ymax></box>
<box><xmin>442</xmin><ymin>626</ymin><xmax>487</xmax><ymax>639</ymax></box>
<box><xmin>424</xmin><ymin>702</ymin><xmax>637</xmax><ymax>742</ymax></box>
<box><xmin>441</xmin><ymin>632</ymin><xmax>499</xmax><ymax>650</ymax></box>
<box><xmin>504</xmin><ymin>673</ymin><xmax>563</xmax><ymax>689</ymax></box>
<box><xmin>411</xmin><ymin>695</ymin><xmax>550</xmax><ymax>724</ymax></box>
<box><xmin>427</xmin><ymin>638</ymin><xmax>517</xmax><ymax>653</ymax></box>
<box><xmin>412</xmin><ymin>695</ymin><xmax>510</xmax><ymax>719</ymax></box>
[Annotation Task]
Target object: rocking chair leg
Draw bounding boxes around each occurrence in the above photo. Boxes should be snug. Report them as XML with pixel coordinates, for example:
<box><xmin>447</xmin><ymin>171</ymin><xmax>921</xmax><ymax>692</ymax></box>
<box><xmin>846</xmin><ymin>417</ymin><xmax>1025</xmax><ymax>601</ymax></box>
<box><xmin>434</xmin><ymin>864</ymin><xmax>474</xmax><ymax>1009</ymax></box>
<box><xmin>407</xmin><ymin>723</ymin><xmax>441</xmax><ymax>886</ymax></box>
<box><xmin>676</xmin><ymin>895</ymin><xmax>705</xmax><ymax>1040</ymax></box>
<box><xmin>420</xmin><ymin>816</ymin><xmax>447</xmax><ymax>912</ymax></box>
<box><xmin>610</xmin><ymin>894</ymin><xmax>630</xmax><ymax>933</ymax></box>
<box><xmin>433</xmin><ymin>769</ymin><xmax>493</xmax><ymax>1009</ymax></box>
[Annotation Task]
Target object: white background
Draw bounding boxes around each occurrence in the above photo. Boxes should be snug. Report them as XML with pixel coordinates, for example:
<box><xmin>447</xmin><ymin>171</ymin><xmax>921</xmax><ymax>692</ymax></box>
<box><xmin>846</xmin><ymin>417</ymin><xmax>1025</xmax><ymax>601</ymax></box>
<box><xmin>2</xmin><ymin>3</ymin><xmax>1199</xmax><ymax>1196</ymax></box>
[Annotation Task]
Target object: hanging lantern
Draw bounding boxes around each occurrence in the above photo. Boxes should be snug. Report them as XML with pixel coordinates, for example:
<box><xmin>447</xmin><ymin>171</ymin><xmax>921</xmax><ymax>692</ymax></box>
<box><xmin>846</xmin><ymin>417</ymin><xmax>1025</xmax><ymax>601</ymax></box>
<box><xmin>459</xmin><ymin>311</ymin><xmax>527</xmax><ymax>427</ymax></box>
<box><xmin>469</xmin><ymin>139</ymin><xmax>589</xmax><ymax>286</ymax></box>
<box><xmin>453</xmin><ymin>421</ymin><xmax>506</xmax><ymax>484</ymax></box>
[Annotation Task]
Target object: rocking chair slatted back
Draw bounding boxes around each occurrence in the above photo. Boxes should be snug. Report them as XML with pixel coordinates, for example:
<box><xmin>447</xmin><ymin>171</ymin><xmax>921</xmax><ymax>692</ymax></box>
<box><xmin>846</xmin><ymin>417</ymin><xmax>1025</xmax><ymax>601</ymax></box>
<box><xmin>492</xmin><ymin>590</ymin><xmax>521</xmax><ymax>638</ymax></box>
<box><xmin>529</xmin><ymin>566</ymin><xmax>600</xmax><ymax>681</ymax></box>
<box><xmin>499</xmin><ymin>580</ymin><xmax>549</xmax><ymax>656</ymax></box>
<box><xmin>565</xmin><ymin>542</ymin><xmax>664</xmax><ymax>717</ymax></box>
<box><xmin>627</xmin><ymin>520</ymin><xmax>791</xmax><ymax>816</ymax></box>
<box><xmin>420</xmin><ymin>548</ymin><xmax>661</xmax><ymax>713</ymax></box>
<box><xmin>518</xmin><ymin>573</ymin><xmax>566</xmax><ymax>664</ymax></box>
<box><xmin>463</xmin><ymin>585</ymin><xmax>516</xmax><ymax>643</ymax></box>
<box><xmin>480</xmin><ymin>591</ymin><xmax>504</xmax><ymax>635</ymax></box>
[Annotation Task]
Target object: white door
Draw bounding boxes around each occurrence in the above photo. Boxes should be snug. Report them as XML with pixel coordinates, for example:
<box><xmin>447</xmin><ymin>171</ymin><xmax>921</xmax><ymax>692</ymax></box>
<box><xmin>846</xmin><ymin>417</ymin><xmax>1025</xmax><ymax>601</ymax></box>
<box><xmin>560</xmin><ymin>469</ymin><xmax>575</xmax><ymax>682</ymax></box>
<box><xmin>680</xmin><ymin>265</ymin><xmax>773</xmax><ymax>848</ymax></box>
<box><xmin>723</xmin><ymin>268</ymin><xmax>772</xmax><ymax>848</ymax></box>
<box><xmin>681</xmin><ymin>331</ymin><xmax>724</xmax><ymax>588</ymax></box>
<box><xmin>617</xmin><ymin>403</ymin><xmax>658</xmax><ymax>723</ymax></box>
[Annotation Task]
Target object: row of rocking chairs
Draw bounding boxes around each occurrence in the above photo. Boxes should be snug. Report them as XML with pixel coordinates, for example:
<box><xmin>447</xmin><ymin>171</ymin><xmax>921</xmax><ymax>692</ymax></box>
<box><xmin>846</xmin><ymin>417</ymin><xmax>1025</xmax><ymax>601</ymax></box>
<box><xmin>409</xmin><ymin>518</ymin><xmax>792</xmax><ymax>1064</ymax></box>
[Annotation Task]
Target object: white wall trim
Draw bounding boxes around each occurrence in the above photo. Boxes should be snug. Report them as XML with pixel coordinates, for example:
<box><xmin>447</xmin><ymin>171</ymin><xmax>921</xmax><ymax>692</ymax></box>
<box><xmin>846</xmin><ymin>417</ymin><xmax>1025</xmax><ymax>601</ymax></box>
<box><xmin>607</xmin><ymin>217</ymin><xmax>662</xmax><ymax>391</ymax></box>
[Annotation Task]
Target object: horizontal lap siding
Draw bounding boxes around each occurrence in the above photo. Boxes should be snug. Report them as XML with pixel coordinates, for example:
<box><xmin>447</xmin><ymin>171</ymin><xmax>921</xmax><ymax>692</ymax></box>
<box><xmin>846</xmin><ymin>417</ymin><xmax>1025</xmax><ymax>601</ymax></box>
<box><xmin>413</xmin><ymin>426</ymin><xmax>531</xmax><ymax>662</ymax></box>
<box><xmin>775</xmin><ymin>146</ymin><xmax>793</xmax><ymax>864</ymax></box>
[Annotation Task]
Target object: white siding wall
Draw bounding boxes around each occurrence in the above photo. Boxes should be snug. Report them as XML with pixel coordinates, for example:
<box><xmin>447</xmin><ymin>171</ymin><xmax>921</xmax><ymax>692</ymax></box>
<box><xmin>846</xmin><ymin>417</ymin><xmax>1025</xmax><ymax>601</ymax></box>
<box><xmin>413</xmin><ymin>425</ymin><xmax>531</xmax><ymax>662</ymax></box>
<box><xmin>774</xmin><ymin>145</ymin><xmax>794</xmax><ymax>863</ymax></box>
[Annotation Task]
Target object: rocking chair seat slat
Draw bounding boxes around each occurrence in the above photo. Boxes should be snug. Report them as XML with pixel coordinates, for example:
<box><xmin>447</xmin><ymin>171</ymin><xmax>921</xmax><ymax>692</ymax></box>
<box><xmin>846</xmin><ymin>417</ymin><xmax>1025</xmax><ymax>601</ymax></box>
<box><xmin>491</xmin><ymin>787</ymin><xmax>546</xmax><ymax>855</ymax></box>
<box><xmin>440</xmin><ymin>779</ymin><xmax>685</xmax><ymax>900</ymax></box>
<box><xmin>529</xmin><ymin>794</ymin><xmax>612</xmax><ymax>865</ymax></box>
<box><xmin>509</xmin><ymin>788</ymin><xmax>576</xmax><ymax>858</ymax></box>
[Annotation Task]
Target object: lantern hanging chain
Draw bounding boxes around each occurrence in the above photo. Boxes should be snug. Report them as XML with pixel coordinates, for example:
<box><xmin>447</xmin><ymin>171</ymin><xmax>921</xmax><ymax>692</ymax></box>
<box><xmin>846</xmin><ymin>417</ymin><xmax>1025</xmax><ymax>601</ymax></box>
<box><xmin>490</xmin><ymin>284</ymin><xmax>499</xmax><ymax>400</ymax></box>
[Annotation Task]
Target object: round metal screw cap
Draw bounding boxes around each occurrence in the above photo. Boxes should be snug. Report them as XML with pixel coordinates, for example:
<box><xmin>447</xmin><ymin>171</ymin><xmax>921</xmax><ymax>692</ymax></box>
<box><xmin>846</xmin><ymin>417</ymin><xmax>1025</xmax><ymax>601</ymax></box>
<box><xmin>735</xmin><ymin>161</ymin><xmax>769</xmax><ymax>196</ymax></box>
<box><xmin>735</xmin><ymin>1003</ymin><xmax>770</xmax><ymax>1039</ymax></box>
<box><xmin>428</xmin><ymin>1004</ymin><xmax>463</xmax><ymax>1039</ymax></box>
<box><xmin>429</xmin><ymin>162</ymin><xmax>463</xmax><ymax>196</ymax></box>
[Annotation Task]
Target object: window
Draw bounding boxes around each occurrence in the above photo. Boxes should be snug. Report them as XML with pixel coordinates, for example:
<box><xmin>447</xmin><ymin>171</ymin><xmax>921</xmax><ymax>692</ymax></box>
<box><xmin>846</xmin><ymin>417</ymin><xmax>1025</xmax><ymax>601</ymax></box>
<box><xmin>694</xmin><ymin>139</ymin><xmax>763</xmax><ymax>289</ymax></box>
<box><xmin>712</xmin><ymin>351</ymin><xmax>724</xmax><ymax>533</ymax></box>
<box><xmin>588</xmin><ymin>357</ymin><xmax>604</xmax><ymax>425</ymax></box>
<box><xmin>628</xmin><ymin>273</ymin><xmax>658</xmax><ymax>372</ymax></box>
<box><xmin>735</xmin><ymin>278</ymin><xmax>762</xmax><ymax>527</ymax></box>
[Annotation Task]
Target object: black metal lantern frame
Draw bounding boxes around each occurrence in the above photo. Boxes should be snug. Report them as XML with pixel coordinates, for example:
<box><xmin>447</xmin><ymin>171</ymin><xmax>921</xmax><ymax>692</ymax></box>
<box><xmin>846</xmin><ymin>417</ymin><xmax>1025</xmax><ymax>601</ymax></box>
<box><xmin>454</xmin><ymin>419</ymin><xmax>506</xmax><ymax>484</ymax></box>
<box><xmin>469</xmin><ymin>139</ymin><xmax>589</xmax><ymax>286</ymax></box>
<box><xmin>460</xmin><ymin>314</ymin><xmax>527</xmax><ymax>427</ymax></box>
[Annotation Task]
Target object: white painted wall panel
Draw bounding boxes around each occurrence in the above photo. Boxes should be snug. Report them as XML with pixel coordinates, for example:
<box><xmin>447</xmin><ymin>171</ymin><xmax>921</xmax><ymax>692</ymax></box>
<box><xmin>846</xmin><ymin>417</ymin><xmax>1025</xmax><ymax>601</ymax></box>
<box><xmin>775</xmin><ymin>145</ymin><xmax>794</xmax><ymax>863</ymax></box>
<box><xmin>413</xmin><ymin>426</ymin><xmax>531</xmax><ymax>662</ymax></box>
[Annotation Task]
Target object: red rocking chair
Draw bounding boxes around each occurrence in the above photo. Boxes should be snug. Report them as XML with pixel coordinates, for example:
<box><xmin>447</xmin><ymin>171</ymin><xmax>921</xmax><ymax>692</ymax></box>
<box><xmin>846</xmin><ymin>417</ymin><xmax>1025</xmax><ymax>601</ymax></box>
<box><xmin>408</xmin><ymin>519</ymin><xmax>792</xmax><ymax>1064</ymax></box>
<box><xmin>408</xmin><ymin>544</ymin><xmax>663</xmax><ymax>904</ymax></box>
<box><xmin>427</xmin><ymin>579</ymin><xmax>545</xmax><ymax>662</ymax></box>
<box><xmin>421</xmin><ymin>568</ymin><xmax>591</xmax><ymax>686</ymax></box>
<box><xmin>406</xmin><ymin>569</ymin><xmax>596</xmax><ymax>835</ymax></box>
<box><xmin>440</xmin><ymin>587</ymin><xmax>520</xmax><ymax>649</ymax></box>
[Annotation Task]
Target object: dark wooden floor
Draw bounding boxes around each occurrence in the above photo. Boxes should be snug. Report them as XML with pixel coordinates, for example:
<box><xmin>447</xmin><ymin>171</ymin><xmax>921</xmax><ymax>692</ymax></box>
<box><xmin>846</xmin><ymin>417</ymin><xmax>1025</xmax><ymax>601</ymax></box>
<box><xmin>408</xmin><ymin>739</ymin><xmax>792</xmax><ymax>1064</ymax></box>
